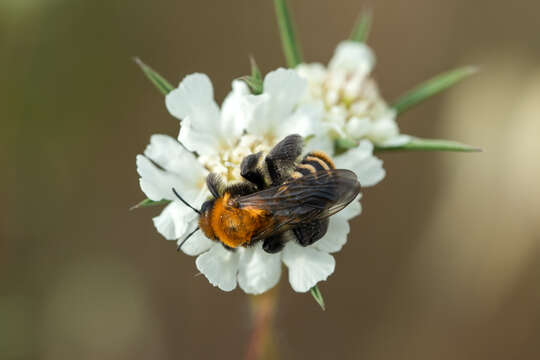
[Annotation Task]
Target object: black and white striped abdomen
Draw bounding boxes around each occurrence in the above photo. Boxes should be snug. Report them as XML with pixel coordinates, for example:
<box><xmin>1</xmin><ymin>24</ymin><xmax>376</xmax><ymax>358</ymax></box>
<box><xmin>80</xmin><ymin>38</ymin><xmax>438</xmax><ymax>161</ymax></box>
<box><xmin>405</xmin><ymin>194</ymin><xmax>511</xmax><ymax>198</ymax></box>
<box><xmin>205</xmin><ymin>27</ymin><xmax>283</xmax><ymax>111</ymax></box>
<box><xmin>291</xmin><ymin>151</ymin><xmax>336</xmax><ymax>179</ymax></box>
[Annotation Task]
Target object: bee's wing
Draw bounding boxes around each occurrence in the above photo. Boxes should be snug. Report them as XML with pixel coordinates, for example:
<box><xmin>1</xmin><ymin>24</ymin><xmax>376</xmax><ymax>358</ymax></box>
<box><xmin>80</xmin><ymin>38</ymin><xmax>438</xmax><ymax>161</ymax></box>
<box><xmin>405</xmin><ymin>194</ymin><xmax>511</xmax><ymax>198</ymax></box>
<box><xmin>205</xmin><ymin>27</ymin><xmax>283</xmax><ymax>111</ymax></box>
<box><xmin>237</xmin><ymin>169</ymin><xmax>361</xmax><ymax>241</ymax></box>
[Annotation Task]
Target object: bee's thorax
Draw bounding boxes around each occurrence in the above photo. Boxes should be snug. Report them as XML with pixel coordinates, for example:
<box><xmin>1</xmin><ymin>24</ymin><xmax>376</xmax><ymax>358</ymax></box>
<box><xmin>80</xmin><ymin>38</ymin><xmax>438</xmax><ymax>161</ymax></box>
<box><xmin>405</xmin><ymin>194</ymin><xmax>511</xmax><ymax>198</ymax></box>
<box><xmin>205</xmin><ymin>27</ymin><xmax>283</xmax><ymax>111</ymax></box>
<box><xmin>203</xmin><ymin>193</ymin><xmax>269</xmax><ymax>249</ymax></box>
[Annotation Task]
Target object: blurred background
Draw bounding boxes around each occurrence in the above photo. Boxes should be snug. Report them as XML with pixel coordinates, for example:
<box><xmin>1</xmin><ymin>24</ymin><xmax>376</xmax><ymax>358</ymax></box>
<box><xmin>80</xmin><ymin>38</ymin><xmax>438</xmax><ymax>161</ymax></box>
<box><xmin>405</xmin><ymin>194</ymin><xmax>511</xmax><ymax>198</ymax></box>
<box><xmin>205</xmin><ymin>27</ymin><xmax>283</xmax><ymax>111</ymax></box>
<box><xmin>2</xmin><ymin>0</ymin><xmax>540</xmax><ymax>359</ymax></box>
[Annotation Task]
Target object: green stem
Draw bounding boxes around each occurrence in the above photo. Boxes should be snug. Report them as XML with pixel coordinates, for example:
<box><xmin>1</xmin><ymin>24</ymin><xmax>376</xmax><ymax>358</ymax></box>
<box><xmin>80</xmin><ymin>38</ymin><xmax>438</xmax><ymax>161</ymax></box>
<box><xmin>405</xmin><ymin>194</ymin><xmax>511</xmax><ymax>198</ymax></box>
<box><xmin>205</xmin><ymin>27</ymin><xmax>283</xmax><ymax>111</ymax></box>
<box><xmin>244</xmin><ymin>287</ymin><xmax>279</xmax><ymax>360</ymax></box>
<box><xmin>273</xmin><ymin>0</ymin><xmax>303</xmax><ymax>68</ymax></box>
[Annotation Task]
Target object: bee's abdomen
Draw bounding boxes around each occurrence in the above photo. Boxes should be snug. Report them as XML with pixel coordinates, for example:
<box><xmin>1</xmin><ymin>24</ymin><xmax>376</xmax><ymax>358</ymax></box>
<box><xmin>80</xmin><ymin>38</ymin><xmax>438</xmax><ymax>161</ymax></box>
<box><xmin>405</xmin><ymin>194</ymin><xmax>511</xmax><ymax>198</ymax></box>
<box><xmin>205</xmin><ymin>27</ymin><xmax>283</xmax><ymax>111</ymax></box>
<box><xmin>291</xmin><ymin>151</ymin><xmax>335</xmax><ymax>178</ymax></box>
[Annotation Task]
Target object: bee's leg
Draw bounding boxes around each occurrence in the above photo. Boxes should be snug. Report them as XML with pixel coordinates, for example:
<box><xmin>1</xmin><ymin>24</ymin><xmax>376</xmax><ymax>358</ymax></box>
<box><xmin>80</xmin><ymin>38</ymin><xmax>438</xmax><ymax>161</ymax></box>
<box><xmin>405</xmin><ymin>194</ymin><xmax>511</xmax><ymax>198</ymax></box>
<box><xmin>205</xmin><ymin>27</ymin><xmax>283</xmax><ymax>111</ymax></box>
<box><xmin>206</xmin><ymin>173</ymin><xmax>225</xmax><ymax>198</ymax></box>
<box><xmin>293</xmin><ymin>218</ymin><xmax>329</xmax><ymax>246</ymax></box>
<box><xmin>240</xmin><ymin>151</ymin><xmax>266</xmax><ymax>189</ymax></box>
<box><xmin>265</xmin><ymin>134</ymin><xmax>303</xmax><ymax>185</ymax></box>
<box><xmin>224</xmin><ymin>182</ymin><xmax>257</xmax><ymax>196</ymax></box>
<box><xmin>262</xmin><ymin>234</ymin><xmax>286</xmax><ymax>254</ymax></box>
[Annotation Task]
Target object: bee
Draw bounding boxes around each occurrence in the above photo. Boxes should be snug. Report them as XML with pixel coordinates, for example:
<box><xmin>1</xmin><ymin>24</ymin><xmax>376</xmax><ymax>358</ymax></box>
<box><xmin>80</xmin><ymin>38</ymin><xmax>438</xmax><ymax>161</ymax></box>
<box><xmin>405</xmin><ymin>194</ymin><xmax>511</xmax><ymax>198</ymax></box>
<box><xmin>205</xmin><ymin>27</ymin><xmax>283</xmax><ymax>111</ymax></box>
<box><xmin>173</xmin><ymin>134</ymin><xmax>361</xmax><ymax>254</ymax></box>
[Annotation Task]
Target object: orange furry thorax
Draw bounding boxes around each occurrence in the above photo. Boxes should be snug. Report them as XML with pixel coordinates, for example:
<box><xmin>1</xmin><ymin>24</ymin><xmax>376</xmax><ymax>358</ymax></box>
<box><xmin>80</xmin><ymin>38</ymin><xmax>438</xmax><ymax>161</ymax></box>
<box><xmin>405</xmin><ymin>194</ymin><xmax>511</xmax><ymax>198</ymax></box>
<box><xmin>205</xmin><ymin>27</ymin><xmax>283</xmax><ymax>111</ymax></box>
<box><xmin>199</xmin><ymin>193</ymin><xmax>270</xmax><ymax>248</ymax></box>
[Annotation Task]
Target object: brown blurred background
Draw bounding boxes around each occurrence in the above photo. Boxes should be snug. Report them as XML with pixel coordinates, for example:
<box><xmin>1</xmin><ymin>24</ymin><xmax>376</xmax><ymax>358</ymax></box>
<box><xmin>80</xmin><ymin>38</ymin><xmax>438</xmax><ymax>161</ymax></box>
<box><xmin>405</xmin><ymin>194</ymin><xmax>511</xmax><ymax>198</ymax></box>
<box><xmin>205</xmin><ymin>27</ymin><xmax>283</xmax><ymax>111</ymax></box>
<box><xmin>2</xmin><ymin>0</ymin><xmax>540</xmax><ymax>359</ymax></box>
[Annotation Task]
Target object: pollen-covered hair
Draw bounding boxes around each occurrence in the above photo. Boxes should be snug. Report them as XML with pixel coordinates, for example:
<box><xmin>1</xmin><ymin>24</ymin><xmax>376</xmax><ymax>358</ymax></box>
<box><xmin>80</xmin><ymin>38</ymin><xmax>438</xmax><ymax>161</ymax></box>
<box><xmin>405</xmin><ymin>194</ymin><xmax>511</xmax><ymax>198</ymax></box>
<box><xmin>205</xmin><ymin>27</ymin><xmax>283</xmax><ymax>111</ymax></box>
<box><xmin>206</xmin><ymin>173</ymin><xmax>225</xmax><ymax>198</ymax></box>
<box><xmin>207</xmin><ymin>172</ymin><xmax>257</xmax><ymax>199</ymax></box>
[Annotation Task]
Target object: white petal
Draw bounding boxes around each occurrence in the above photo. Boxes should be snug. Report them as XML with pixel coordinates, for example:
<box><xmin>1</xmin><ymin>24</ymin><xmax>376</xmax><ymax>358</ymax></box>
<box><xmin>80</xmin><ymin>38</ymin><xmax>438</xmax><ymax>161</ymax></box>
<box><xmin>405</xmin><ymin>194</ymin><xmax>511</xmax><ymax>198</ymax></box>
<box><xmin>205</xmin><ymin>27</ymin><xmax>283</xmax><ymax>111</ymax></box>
<box><xmin>296</xmin><ymin>63</ymin><xmax>327</xmax><ymax>85</ymax></box>
<box><xmin>136</xmin><ymin>154</ymin><xmax>207</xmax><ymax>205</ymax></box>
<box><xmin>314</xmin><ymin>199</ymin><xmax>362</xmax><ymax>253</ymax></box>
<box><xmin>244</xmin><ymin>93</ymin><xmax>271</xmax><ymax>137</ymax></box>
<box><xmin>326</xmin><ymin>105</ymin><xmax>348</xmax><ymax>137</ymax></box>
<box><xmin>303</xmin><ymin>134</ymin><xmax>334</xmax><ymax>156</ymax></box>
<box><xmin>345</xmin><ymin>116</ymin><xmax>371</xmax><ymax>139</ymax></box>
<box><xmin>339</xmin><ymin>195</ymin><xmax>363</xmax><ymax>220</ymax></box>
<box><xmin>165</xmin><ymin>73</ymin><xmax>222</xmax><ymax>155</ymax></box>
<box><xmin>166</xmin><ymin>73</ymin><xmax>215</xmax><ymax>119</ymax></box>
<box><xmin>282</xmin><ymin>242</ymin><xmax>335</xmax><ymax>293</ymax></box>
<box><xmin>152</xmin><ymin>201</ymin><xmax>198</xmax><ymax>240</ymax></box>
<box><xmin>328</xmin><ymin>41</ymin><xmax>375</xmax><ymax>78</ymax></box>
<box><xmin>368</xmin><ymin>109</ymin><xmax>400</xmax><ymax>144</ymax></box>
<box><xmin>263</xmin><ymin>68</ymin><xmax>307</xmax><ymax>115</ymax></box>
<box><xmin>314</xmin><ymin>216</ymin><xmax>350</xmax><ymax>253</ymax></box>
<box><xmin>144</xmin><ymin>134</ymin><xmax>205</xmax><ymax>183</ymax></box>
<box><xmin>276</xmin><ymin>102</ymin><xmax>324</xmax><ymax>140</ymax></box>
<box><xmin>220</xmin><ymin>80</ymin><xmax>250</xmax><ymax>139</ymax></box>
<box><xmin>180</xmin><ymin>228</ymin><xmax>214</xmax><ymax>256</ymax></box>
<box><xmin>334</xmin><ymin>140</ymin><xmax>385</xmax><ymax>187</ymax></box>
<box><xmin>296</xmin><ymin>63</ymin><xmax>327</xmax><ymax>101</ymax></box>
<box><xmin>247</xmin><ymin>69</ymin><xmax>308</xmax><ymax>137</ymax></box>
<box><xmin>196</xmin><ymin>244</ymin><xmax>240</xmax><ymax>291</ymax></box>
<box><xmin>136</xmin><ymin>155</ymin><xmax>184</xmax><ymax>201</ymax></box>
<box><xmin>238</xmin><ymin>243</ymin><xmax>282</xmax><ymax>294</ymax></box>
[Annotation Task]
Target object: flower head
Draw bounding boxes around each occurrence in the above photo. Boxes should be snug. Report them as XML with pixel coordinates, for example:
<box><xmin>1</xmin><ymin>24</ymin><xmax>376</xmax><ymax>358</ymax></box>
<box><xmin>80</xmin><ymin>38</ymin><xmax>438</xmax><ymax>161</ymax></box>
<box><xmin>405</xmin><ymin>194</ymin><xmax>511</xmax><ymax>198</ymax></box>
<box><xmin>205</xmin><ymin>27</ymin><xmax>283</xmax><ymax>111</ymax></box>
<box><xmin>297</xmin><ymin>41</ymin><xmax>407</xmax><ymax>146</ymax></box>
<box><xmin>136</xmin><ymin>68</ymin><xmax>384</xmax><ymax>294</ymax></box>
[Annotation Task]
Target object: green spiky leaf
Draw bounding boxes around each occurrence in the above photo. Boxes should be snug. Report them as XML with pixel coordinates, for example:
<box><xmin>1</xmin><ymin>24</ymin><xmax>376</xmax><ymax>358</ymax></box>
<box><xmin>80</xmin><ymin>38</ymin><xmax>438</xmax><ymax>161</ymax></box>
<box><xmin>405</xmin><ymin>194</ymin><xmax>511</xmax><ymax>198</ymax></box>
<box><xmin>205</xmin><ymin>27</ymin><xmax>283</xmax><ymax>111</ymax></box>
<box><xmin>134</xmin><ymin>57</ymin><xmax>174</xmax><ymax>95</ymax></box>
<box><xmin>130</xmin><ymin>198</ymin><xmax>171</xmax><ymax>211</ymax></box>
<box><xmin>310</xmin><ymin>285</ymin><xmax>326</xmax><ymax>311</ymax></box>
<box><xmin>375</xmin><ymin>137</ymin><xmax>481</xmax><ymax>152</ymax></box>
<box><xmin>392</xmin><ymin>66</ymin><xmax>477</xmax><ymax>115</ymax></box>
<box><xmin>273</xmin><ymin>0</ymin><xmax>303</xmax><ymax>68</ymax></box>
<box><xmin>239</xmin><ymin>76</ymin><xmax>263</xmax><ymax>95</ymax></box>
<box><xmin>239</xmin><ymin>56</ymin><xmax>264</xmax><ymax>95</ymax></box>
<box><xmin>350</xmin><ymin>10</ymin><xmax>373</xmax><ymax>43</ymax></box>
<box><xmin>249</xmin><ymin>56</ymin><xmax>263</xmax><ymax>83</ymax></box>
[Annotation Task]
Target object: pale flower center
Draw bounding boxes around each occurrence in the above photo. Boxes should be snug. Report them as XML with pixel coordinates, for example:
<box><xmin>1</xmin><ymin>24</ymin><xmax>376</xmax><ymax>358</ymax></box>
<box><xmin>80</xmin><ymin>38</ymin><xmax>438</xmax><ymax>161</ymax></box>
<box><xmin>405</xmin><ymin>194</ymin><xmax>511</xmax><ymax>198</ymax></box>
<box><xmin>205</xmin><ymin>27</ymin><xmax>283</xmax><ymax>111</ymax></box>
<box><xmin>319</xmin><ymin>69</ymin><xmax>389</xmax><ymax>122</ymax></box>
<box><xmin>198</xmin><ymin>134</ymin><xmax>273</xmax><ymax>183</ymax></box>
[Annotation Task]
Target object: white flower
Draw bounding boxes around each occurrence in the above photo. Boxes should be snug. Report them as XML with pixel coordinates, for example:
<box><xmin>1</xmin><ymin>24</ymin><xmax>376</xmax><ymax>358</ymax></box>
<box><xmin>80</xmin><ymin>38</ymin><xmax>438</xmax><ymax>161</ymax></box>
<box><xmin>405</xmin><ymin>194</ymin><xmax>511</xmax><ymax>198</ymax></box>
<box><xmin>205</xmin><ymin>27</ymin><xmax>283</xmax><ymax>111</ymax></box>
<box><xmin>297</xmin><ymin>40</ymin><xmax>407</xmax><ymax>146</ymax></box>
<box><xmin>136</xmin><ymin>68</ymin><xmax>383</xmax><ymax>294</ymax></box>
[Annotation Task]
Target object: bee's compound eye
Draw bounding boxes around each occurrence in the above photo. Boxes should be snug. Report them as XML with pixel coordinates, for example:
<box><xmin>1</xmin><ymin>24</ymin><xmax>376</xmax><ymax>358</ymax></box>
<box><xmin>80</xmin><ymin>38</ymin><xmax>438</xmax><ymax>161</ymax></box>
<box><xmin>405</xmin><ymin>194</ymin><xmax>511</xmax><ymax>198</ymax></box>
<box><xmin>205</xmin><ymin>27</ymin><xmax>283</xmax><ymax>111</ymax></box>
<box><xmin>198</xmin><ymin>199</ymin><xmax>217</xmax><ymax>240</ymax></box>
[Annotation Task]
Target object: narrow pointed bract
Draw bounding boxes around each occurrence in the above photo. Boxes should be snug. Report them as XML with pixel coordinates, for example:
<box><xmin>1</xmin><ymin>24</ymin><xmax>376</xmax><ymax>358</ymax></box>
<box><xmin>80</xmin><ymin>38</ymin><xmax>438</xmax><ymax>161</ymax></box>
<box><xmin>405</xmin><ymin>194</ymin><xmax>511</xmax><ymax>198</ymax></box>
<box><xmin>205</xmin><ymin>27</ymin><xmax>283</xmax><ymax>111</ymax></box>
<box><xmin>392</xmin><ymin>66</ymin><xmax>478</xmax><ymax>114</ymax></box>
<box><xmin>375</xmin><ymin>137</ymin><xmax>481</xmax><ymax>153</ymax></box>
<box><xmin>350</xmin><ymin>10</ymin><xmax>373</xmax><ymax>43</ymax></box>
<box><xmin>239</xmin><ymin>56</ymin><xmax>264</xmax><ymax>95</ymax></box>
<box><xmin>310</xmin><ymin>285</ymin><xmax>326</xmax><ymax>310</ymax></box>
<box><xmin>130</xmin><ymin>198</ymin><xmax>171</xmax><ymax>210</ymax></box>
<box><xmin>134</xmin><ymin>57</ymin><xmax>174</xmax><ymax>95</ymax></box>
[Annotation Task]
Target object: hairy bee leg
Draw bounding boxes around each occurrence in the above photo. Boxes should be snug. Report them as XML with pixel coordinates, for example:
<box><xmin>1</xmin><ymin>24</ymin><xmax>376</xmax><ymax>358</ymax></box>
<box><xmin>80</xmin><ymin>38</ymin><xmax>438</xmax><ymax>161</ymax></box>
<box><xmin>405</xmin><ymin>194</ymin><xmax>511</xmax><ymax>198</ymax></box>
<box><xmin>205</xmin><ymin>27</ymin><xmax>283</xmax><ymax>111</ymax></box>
<box><xmin>262</xmin><ymin>234</ymin><xmax>286</xmax><ymax>254</ymax></box>
<box><xmin>293</xmin><ymin>218</ymin><xmax>329</xmax><ymax>246</ymax></box>
<box><xmin>206</xmin><ymin>173</ymin><xmax>225</xmax><ymax>198</ymax></box>
<box><xmin>224</xmin><ymin>182</ymin><xmax>257</xmax><ymax>197</ymax></box>
<box><xmin>240</xmin><ymin>151</ymin><xmax>266</xmax><ymax>189</ymax></box>
<box><xmin>265</xmin><ymin>134</ymin><xmax>303</xmax><ymax>185</ymax></box>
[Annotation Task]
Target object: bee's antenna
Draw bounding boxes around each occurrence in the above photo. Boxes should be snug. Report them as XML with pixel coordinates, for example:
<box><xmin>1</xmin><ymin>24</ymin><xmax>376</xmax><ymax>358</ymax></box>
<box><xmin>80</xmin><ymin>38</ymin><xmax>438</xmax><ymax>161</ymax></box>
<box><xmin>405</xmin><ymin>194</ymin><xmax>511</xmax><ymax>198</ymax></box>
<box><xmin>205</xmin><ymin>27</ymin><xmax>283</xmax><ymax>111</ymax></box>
<box><xmin>177</xmin><ymin>227</ymin><xmax>200</xmax><ymax>251</ymax></box>
<box><xmin>172</xmin><ymin>188</ymin><xmax>200</xmax><ymax>214</ymax></box>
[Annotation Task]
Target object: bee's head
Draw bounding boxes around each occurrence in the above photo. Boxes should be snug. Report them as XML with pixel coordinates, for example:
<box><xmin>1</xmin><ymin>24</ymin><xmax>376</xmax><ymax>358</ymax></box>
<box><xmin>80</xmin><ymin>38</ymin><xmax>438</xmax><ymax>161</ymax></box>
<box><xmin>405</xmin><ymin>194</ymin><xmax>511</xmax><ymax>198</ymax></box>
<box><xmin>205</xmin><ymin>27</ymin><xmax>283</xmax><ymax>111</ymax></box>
<box><xmin>198</xmin><ymin>173</ymin><xmax>228</xmax><ymax>242</ymax></box>
<box><xmin>198</xmin><ymin>198</ymin><xmax>217</xmax><ymax>240</ymax></box>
